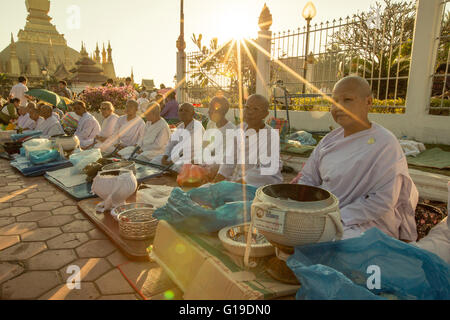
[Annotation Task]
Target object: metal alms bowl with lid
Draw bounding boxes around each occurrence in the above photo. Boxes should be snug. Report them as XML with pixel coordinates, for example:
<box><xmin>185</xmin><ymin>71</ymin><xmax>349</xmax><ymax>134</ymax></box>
<box><xmin>249</xmin><ymin>184</ymin><xmax>343</xmax><ymax>284</ymax></box>
<box><xmin>251</xmin><ymin>184</ymin><xmax>343</xmax><ymax>248</ymax></box>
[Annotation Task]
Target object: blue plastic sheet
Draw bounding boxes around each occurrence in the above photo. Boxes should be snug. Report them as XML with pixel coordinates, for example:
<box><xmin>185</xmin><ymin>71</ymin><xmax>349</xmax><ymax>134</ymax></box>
<box><xmin>11</xmin><ymin>130</ymin><xmax>42</xmax><ymax>141</ymax></box>
<box><xmin>153</xmin><ymin>182</ymin><xmax>257</xmax><ymax>233</ymax></box>
<box><xmin>286</xmin><ymin>228</ymin><xmax>450</xmax><ymax>300</ymax></box>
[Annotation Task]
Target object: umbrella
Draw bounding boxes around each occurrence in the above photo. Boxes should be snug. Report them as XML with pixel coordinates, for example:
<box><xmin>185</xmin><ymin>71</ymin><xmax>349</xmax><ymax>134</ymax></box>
<box><xmin>25</xmin><ymin>89</ymin><xmax>71</xmax><ymax>111</ymax></box>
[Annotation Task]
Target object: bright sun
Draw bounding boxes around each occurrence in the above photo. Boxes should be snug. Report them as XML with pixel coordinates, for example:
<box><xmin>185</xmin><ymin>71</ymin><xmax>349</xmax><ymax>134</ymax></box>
<box><xmin>215</xmin><ymin>12</ymin><xmax>258</xmax><ymax>41</ymax></box>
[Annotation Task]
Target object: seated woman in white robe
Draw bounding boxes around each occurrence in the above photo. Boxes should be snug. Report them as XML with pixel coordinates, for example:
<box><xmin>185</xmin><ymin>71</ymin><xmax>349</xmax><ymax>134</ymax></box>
<box><xmin>27</xmin><ymin>105</ymin><xmax>44</xmax><ymax>131</ymax></box>
<box><xmin>73</xmin><ymin>100</ymin><xmax>101</xmax><ymax>149</ymax></box>
<box><xmin>150</xmin><ymin>103</ymin><xmax>205</xmax><ymax>172</ymax></box>
<box><xmin>35</xmin><ymin>105</ymin><xmax>64</xmax><ymax>138</ymax></box>
<box><xmin>94</xmin><ymin>101</ymin><xmax>119</xmax><ymax>152</ymax></box>
<box><xmin>297</xmin><ymin>76</ymin><xmax>418</xmax><ymax>242</ymax></box>
<box><xmin>127</xmin><ymin>102</ymin><xmax>171</xmax><ymax>161</ymax></box>
<box><xmin>103</xmin><ymin>100</ymin><xmax>145</xmax><ymax>155</ymax></box>
<box><xmin>204</xmin><ymin>96</ymin><xmax>236</xmax><ymax>179</ymax></box>
<box><xmin>213</xmin><ymin>94</ymin><xmax>283</xmax><ymax>187</ymax></box>
<box><xmin>17</xmin><ymin>103</ymin><xmax>36</xmax><ymax>130</ymax></box>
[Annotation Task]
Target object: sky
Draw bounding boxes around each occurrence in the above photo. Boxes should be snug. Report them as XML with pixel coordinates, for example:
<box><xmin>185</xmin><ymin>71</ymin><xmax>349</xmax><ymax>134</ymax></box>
<box><xmin>0</xmin><ymin>0</ymin><xmax>391</xmax><ymax>86</ymax></box>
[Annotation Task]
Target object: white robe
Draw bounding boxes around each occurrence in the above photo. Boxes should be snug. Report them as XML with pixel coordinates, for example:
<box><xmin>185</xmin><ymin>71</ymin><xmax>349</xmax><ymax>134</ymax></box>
<box><xmin>112</xmin><ymin>115</ymin><xmax>145</xmax><ymax>147</ymax></box>
<box><xmin>151</xmin><ymin>119</ymin><xmax>205</xmax><ymax>172</ymax></box>
<box><xmin>298</xmin><ymin>122</ymin><xmax>418</xmax><ymax>242</ymax></box>
<box><xmin>36</xmin><ymin>116</ymin><xmax>64</xmax><ymax>138</ymax></box>
<box><xmin>75</xmin><ymin>112</ymin><xmax>101</xmax><ymax>149</ymax></box>
<box><xmin>217</xmin><ymin>123</ymin><xmax>283</xmax><ymax>188</ymax></box>
<box><xmin>137</xmin><ymin>118</ymin><xmax>171</xmax><ymax>160</ymax></box>
<box><xmin>17</xmin><ymin>113</ymin><xmax>36</xmax><ymax>130</ymax></box>
<box><xmin>94</xmin><ymin>113</ymin><xmax>119</xmax><ymax>151</ymax></box>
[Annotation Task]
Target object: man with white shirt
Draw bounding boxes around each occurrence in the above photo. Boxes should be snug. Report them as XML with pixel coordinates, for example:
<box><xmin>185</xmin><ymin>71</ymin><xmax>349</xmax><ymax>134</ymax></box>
<box><xmin>151</xmin><ymin>103</ymin><xmax>205</xmax><ymax>172</ymax></box>
<box><xmin>297</xmin><ymin>76</ymin><xmax>418</xmax><ymax>241</ymax></box>
<box><xmin>9</xmin><ymin>76</ymin><xmax>30</xmax><ymax>107</ymax></box>
<box><xmin>73</xmin><ymin>100</ymin><xmax>101</xmax><ymax>149</ymax></box>
<box><xmin>104</xmin><ymin>100</ymin><xmax>145</xmax><ymax>154</ymax></box>
<box><xmin>94</xmin><ymin>101</ymin><xmax>119</xmax><ymax>152</ymax></box>
<box><xmin>36</xmin><ymin>105</ymin><xmax>64</xmax><ymax>138</ymax></box>
<box><xmin>213</xmin><ymin>94</ymin><xmax>283</xmax><ymax>187</ymax></box>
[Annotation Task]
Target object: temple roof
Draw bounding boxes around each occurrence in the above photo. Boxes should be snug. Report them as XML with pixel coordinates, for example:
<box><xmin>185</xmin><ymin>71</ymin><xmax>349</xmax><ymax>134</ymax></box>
<box><xmin>69</xmin><ymin>55</ymin><xmax>108</xmax><ymax>83</ymax></box>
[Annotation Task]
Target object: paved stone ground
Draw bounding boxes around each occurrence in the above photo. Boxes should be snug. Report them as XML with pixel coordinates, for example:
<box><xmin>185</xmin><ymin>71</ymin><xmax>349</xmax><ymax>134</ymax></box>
<box><xmin>0</xmin><ymin>159</ymin><xmax>181</xmax><ymax>300</ymax></box>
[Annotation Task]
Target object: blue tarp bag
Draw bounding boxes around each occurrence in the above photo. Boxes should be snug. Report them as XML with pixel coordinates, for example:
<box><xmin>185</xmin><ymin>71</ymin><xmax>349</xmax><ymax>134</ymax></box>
<box><xmin>153</xmin><ymin>182</ymin><xmax>257</xmax><ymax>233</ymax></box>
<box><xmin>286</xmin><ymin>228</ymin><xmax>450</xmax><ymax>300</ymax></box>
<box><xmin>288</xmin><ymin>130</ymin><xmax>317</xmax><ymax>146</ymax></box>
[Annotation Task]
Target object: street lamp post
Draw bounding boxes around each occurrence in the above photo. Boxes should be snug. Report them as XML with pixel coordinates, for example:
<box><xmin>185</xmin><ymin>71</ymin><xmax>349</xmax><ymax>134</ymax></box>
<box><xmin>41</xmin><ymin>67</ymin><xmax>49</xmax><ymax>90</ymax></box>
<box><xmin>302</xmin><ymin>1</ymin><xmax>317</xmax><ymax>94</ymax></box>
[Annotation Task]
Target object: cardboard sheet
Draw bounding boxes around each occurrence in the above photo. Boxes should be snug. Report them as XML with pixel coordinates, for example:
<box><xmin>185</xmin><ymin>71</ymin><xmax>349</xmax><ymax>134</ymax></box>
<box><xmin>150</xmin><ymin>220</ymin><xmax>299</xmax><ymax>300</ymax></box>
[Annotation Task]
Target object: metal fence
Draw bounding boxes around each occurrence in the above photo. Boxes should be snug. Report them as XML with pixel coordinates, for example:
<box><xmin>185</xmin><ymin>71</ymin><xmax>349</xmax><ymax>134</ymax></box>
<box><xmin>429</xmin><ymin>0</ymin><xmax>450</xmax><ymax>116</ymax></box>
<box><xmin>270</xmin><ymin>2</ymin><xmax>417</xmax><ymax>112</ymax></box>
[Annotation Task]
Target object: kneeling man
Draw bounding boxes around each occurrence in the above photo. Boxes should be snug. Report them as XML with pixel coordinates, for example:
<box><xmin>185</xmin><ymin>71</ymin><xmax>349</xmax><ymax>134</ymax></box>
<box><xmin>36</xmin><ymin>105</ymin><xmax>64</xmax><ymax>138</ymax></box>
<box><xmin>297</xmin><ymin>76</ymin><xmax>418</xmax><ymax>241</ymax></box>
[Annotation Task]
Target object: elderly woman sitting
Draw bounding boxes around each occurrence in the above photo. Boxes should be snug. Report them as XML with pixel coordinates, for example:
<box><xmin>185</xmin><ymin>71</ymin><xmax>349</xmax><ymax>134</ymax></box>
<box><xmin>102</xmin><ymin>99</ymin><xmax>145</xmax><ymax>155</ymax></box>
<box><xmin>35</xmin><ymin>104</ymin><xmax>65</xmax><ymax>138</ymax></box>
<box><xmin>73</xmin><ymin>100</ymin><xmax>101</xmax><ymax>149</ymax></box>
<box><xmin>94</xmin><ymin>101</ymin><xmax>119</xmax><ymax>151</ymax></box>
<box><xmin>121</xmin><ymin>102</ymin><xmax>171</xmax><ymax>160</ymax></box>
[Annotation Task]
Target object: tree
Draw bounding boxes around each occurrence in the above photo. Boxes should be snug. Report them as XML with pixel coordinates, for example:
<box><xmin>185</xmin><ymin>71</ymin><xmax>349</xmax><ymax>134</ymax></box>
<box><xmin>324</xmin><ymin>0</ymin><xmax>417</xmax><ymax>99</ymax></box>
<box><xmin>187</xmin><ymin>34</ymin><xmax>257</xmax><ymax>105</ymax></box>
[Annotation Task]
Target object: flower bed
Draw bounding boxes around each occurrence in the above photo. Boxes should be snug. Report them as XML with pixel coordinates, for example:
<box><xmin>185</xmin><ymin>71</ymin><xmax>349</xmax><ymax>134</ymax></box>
<box><xmin>80</xmin><ymin>86</ymin><xmax>136</xmax><ymax>112</ymax></box>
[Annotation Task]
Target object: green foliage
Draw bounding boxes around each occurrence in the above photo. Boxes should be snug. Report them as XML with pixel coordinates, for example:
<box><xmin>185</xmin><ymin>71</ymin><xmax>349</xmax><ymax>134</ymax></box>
<box><xmin>188</xmin><ymin>34</ymin><xmax>257</xmax><ymax>104</ymax></box>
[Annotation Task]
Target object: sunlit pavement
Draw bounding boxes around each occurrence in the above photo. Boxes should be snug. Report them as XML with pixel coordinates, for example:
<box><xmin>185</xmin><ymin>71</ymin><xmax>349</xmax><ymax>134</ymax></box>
<box><xmin>0</xmin><ymin>159</ymin><xmax>183</xmax><ymax>300</ymax></box>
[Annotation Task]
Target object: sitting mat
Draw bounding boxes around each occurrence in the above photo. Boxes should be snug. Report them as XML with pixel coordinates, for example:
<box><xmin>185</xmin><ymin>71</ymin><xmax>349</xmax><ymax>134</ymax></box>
<box><xmin>407</xmin><ymin>148</ymin><xmax>450</xmax><ymax>169</ymax></box>
<box><xmin>10</xmin><ymin>157</ymin><xmax>72</xmax><ymax>176</ymax></box>
<box><xmin>45</xmin><ymin>163</ymin><xmax>166</xmax><ymax>201</ymax></box>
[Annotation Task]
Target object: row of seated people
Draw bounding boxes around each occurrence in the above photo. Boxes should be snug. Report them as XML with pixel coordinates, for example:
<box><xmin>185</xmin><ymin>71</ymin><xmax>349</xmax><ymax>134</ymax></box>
<box><xmin>8</xmin><ymin>75</ymin><xmax>420</xmax><ymax>243</ymax></box>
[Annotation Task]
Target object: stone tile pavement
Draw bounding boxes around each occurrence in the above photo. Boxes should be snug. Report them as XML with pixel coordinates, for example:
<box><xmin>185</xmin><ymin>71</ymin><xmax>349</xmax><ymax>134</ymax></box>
<box><xmin>0</xmin><ymin>159</ymin><xmax>181</xmax><ymax>300</ymax></box>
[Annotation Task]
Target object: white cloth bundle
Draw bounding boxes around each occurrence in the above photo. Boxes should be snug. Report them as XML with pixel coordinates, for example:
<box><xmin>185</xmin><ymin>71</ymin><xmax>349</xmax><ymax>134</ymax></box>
<box><xmin>399</xmin><ymin>140</ymin><xmax>426</xmax><ymax>157</ymax></box>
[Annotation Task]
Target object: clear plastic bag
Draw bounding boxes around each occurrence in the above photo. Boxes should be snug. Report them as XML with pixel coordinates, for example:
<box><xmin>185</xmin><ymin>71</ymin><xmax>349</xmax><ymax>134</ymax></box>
<box><xmin>23</xmin><ymin>138</ymin><xmax>53</xmax><ymax>158</ymax></box>
<box><xmin>69</xmin><ymin>148</ymin><xmax>102</xmax><ymax>174</ymax></box>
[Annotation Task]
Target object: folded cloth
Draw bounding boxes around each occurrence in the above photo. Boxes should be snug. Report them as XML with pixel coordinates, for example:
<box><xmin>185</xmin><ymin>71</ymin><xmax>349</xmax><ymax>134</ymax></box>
<box><xmin>399</xmin><ymin>140</ymin><xmax>426</xmax><ymax>157</ymax></box>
